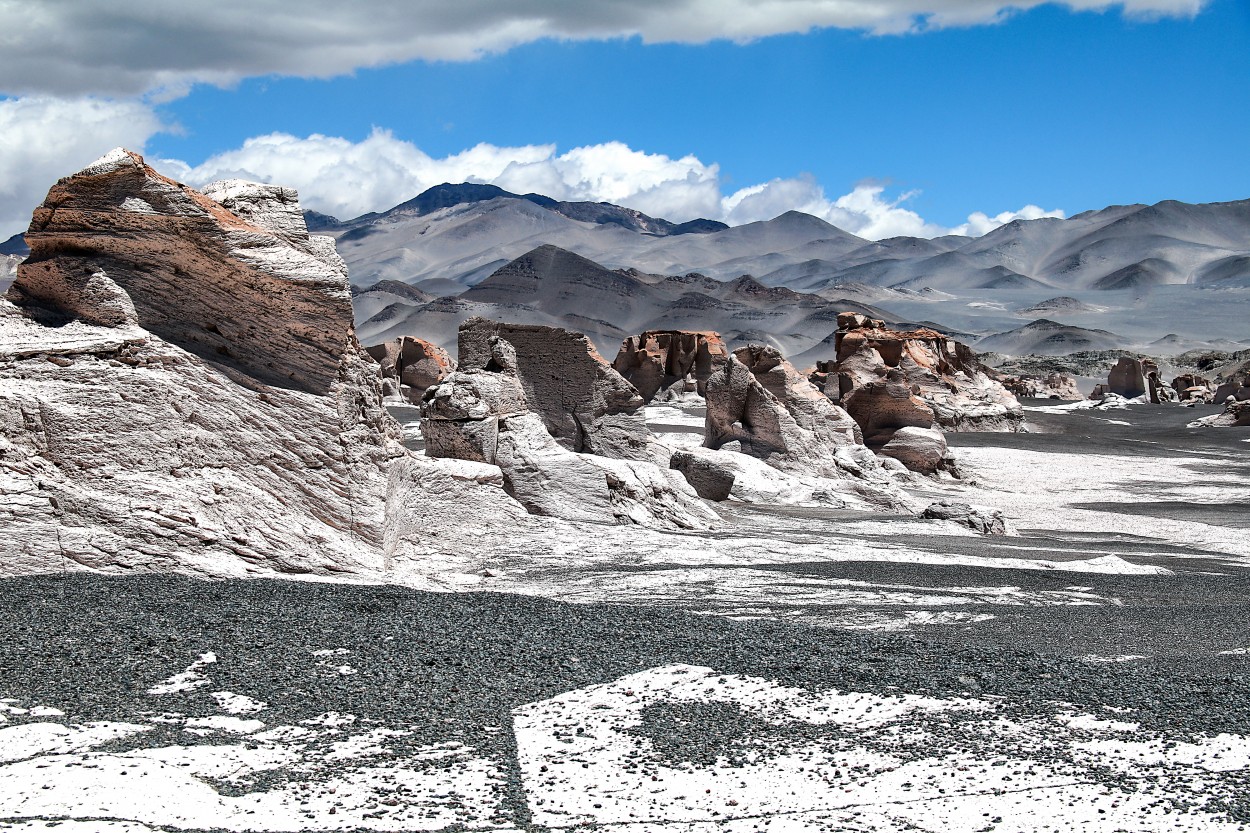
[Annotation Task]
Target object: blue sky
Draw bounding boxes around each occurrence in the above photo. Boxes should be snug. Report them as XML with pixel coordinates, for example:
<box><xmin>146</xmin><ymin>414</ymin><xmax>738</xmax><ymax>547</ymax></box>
<box><xmin>1</xmin><ymin>0</ymin><xmax>1247</xmax><ymax>239</ymax></box>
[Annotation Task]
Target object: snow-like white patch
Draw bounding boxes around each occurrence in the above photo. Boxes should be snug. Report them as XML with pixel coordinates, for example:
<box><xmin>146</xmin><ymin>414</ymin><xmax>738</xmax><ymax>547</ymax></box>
<box><xmin>1219</xmin><ymin>647</ymin><xmax>1250</xmax><ymax>656</ymax></box>
<box><xmin>208</xmin><ymin>691</ymin><xmax>266</xmax><ymax>714</ymax></box>
<box><xmin>644</xmin><ymin>405</ymin><xmax>705</xmax><ymax>429</ymax></box>
<box><xmin>147</xmin><ymin>652</ymin><xmax>216</xmax><ymax>695</ymax></box>
<box><xmin>184</xmin><ymin>715</ymin><xmax>265</xmax><ymax>735</ymax></box>
<box><xmin>0</xmin><ymin>721</ymin><xmax>149</xmax><ymax>763</ymax></box>
<box><xmin>120</xmin><ymin>197</ymin><xmax>158</xmax><ymax>214</ymax></box>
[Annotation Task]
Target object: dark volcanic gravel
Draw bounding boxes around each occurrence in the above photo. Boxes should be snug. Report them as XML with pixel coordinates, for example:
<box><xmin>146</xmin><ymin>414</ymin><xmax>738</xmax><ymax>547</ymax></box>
<box><xmin>3</xmin><ymin>574</ymin><xmax>1250</xmax><ymax>828</ymax></box>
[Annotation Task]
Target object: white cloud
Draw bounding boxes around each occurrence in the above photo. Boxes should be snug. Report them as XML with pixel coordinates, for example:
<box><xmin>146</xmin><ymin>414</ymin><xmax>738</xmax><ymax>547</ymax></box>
<box><xmin>0</xmin><ymin>1</ymin><xmax>1209</xmax><ymax>97</ymax></box>
<box><xmin>951</xmin><ymin>204</ymin><xmax>1067</xmax><ymax>236</ymax></box>
<box><xmin>157</xmin><ymin>128</ymin><xmax>1062</xmax><ymax>240</ymax></box>
<box><xmin>0</xmin><ymin>97</ymin><xmax>167</xmax><ymax>240</ymax></box>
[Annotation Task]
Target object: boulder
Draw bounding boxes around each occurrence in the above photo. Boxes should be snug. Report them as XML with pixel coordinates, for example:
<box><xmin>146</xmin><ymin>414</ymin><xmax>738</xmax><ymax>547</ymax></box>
<box><xmin>612</xmin><ymin>329</ymin><xmax>729</xmax><ymax>403</ymax></box>
<box><xmin>669</xmin><ymin>448</ymin><xmax>736</xmax><ymax>501</ymax></box>
<box><xmin>1213</xmin><ymin>380</ymin><xmax>1250</xmax><ymax>404</ymax></box>
<box><xmin>1</xmin><ymin>149</ymin><xmax>515</xmax><ymax>577</ymax></box>
<box><xmin>880</xmin><ymin>426</ymin><xmax>951</xmax><ymax>475</ymax></box>
<box><xmin>818</xmin><ymin>315</ymin><xmax>1022</xmax><ymax>437</ymax></box>
<box><xmin>699</xmin><ymin>344</ymin><xmax>904</xmax><ymax>505</ymax></box>
<box><xmin>366</xmin><ymin>336</ymin><xmax>455</xmax><ymax>404</ymax></box>
<box><xmin>457</xmin><ymin>318</ymin><xmax>657</xmax><ymax>462</ymax></box>
<box><xmin>921</xmin><ymin>501</ymin><xmax>1008</xmax><ymax>535</ymax></box>
<box><xmin>1107</xmin><ymin>357</ymin><xmax>1148</xmax><ymax>399</ymax></box>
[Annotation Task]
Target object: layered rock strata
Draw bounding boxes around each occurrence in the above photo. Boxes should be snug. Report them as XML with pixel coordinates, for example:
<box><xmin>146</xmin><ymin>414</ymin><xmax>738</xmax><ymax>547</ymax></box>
<box><xmin>819</xmin><ymin>314</ymin><xmax>1023</xmax><ymax>438</ymax></box>
<box><xmin>366</xmin><ymin>336</ymin><xmax>455</xmax><ymax>404</ymax></box>
<box><xmin>0</xmin><ymin>150</ymin><xmax>426</xmax><ymax>576</ymax></box>
<box><xmin>612</xmin><ymin>330</ymin><xmax>729</xmax><ymax>403</ymax></box>
<box><xmin>457</xmin><ymin>318</ymin><xmax>656</xmax><ymax>462</ymax></box>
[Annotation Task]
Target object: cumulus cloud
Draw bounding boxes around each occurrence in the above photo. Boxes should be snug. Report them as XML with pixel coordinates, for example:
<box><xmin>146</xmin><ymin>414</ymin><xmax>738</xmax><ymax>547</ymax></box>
<box><xmin>155</xmin><ymin>129</ymin><xmax>1061</xmax><ymax>240</ymax></box>
<box><xmin>0</xmin><ymin>97</ymin><xmax>167</xmax><ymax>239</ymax></box>
<box><xmin>0</xmin><ymin>0</ymin><xmax>1209</xmax><ymax>97</ymax></box>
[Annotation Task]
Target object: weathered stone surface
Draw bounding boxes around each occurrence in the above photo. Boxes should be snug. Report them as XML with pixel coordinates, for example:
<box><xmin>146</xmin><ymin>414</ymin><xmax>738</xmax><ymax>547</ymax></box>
<box><xmin>842</xmin><ymin>376</ymin><xmax>937</xmax><ymax>447</ymax></box>
<box><xmin>1107</xmin><ymin>357</ymin><xmax>1148</xmax><ymax>399</ymax></box>
<box><xmin>700</xmin><ymin>345</ymin><xmax>905</xmax><ymax>506</ymax></box>
<box><xmin>669</xmin><ymin>448</ymin><xmax>736</xmax><ymax>501</ymax></box>
<box><xmin>819</xmin><ymin>316</ymin><xmax>1022</xmax><ymax>437</ymax></box>
<box><xmin>0</xmin><ymin>151</ymin><xmax>429</xmax><ymax>576</ymax></box>
<box><xmin>612</xmin><ymin>329</ymin><xmax>729</xmax><ymax>403</ymax></box>
<box><xmin>1214</xmin><ymin>380</ymin><xmax>1250</xmax><ymax>404</ymax></box>
<box><xmin>9</xmin><ymin>150</ymin><xmax>354</xmax><ymax>394</ymax></box>
<box><xmin>921</xmin><ymin>501</ymin><xmax>1008</xmax><ymax>535</ymax></box>
<box><xmin>1000</xmin><ymin>372</ymin><xmax>1083</xmax><ymax>401</ymax></box>
<box><xmin>880</xmin><ymin>427</ymin><xmax>950</xmax><ymax>475</ymax></box>
<box><xmin>458</xmin><ymin>317</ymin><xmax>656</xmax><ymax>461</ymax></box>
<box><xmin>1189</xmin><ymin>399</ymin><xmax>1250</xmax><ymax>429</ymax></box>
<box><xmin>421</xmin><ymin>336</ymin><xmax>716</xmax><ymax>530</ymax></box>
<box><xmin>366</xmin><ymin>336</ymin><xmax>455</xmax><ymax>404</ymax></box>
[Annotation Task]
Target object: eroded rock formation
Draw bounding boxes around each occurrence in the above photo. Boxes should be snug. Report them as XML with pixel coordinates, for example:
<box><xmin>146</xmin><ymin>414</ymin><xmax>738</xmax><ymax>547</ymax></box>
<box><xmin>1000</xmin><ymin>372</ymin><xmax>1083</xmax><ymax>401</ymax></box>
<box><xmin>366</xmin><ymin>336</ymin><xmax>455</xmax><ymax>404</ymax></box>
<box><xmin>699</xmin><ymin>344</ymin><xmax>906</xmax><ymax>504</ymax></box>
<box><xmin>0</xmin><ymin>150</ymin><xmax>422</xmax><ymax>576</ymax></box>
<box><xmin>819</xmin><ymin>315</ymin><xmax>1022</xmax><ymax>439</ymax></box>
<box><xmin>612</xmin><ymin>330</ymin><xmax>729</xmax><ymax>403</ymax></box>
<box><xmin>1189</xmin><ymin>399</ymin><xmax>1250</xmax><ymax>429</ymax></box>
<box><xmin>457</xmin><ymin>318</ymin><xmax>657</xmax><ymax>462</ymax></box>
<box><xmin>421</xmin><ymin>333</ymin><xmax>715</xmax><ymax>529</ymax></box>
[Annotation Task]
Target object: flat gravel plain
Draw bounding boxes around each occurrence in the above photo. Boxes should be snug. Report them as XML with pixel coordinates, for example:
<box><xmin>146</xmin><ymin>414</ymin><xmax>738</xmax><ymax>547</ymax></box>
<box><xmin>2</xmin><ymin>573</ymin><xmax>1250</xmax><ymax>830</ymax></box>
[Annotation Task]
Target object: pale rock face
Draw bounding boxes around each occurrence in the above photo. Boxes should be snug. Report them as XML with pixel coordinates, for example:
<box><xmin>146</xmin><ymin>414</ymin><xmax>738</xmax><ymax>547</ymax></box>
<box><xmin>458</xmin><ymin>318</ymin><xmax>659</xmax><ymax>462</ymax></box>
<box><xmin>0</xmin><ymin>150</ymin><xmax>542</xmax><ymax>579</ymax></box>
<box><xmin>613</xmin><ymin>330</ymin><xmax>729</xmax><ymax>403</ymax></box>
<box><xmin>880</xmin><ymin>426</ymin><xmax>950</xmax><ymax>475</ymax></box>
<box><xmin>824</xmin><ymin>317</ymin><xmax>1023</xmax><ymax>436</ymax></box>
<box><xmin>9</xmin><ymin>151</ymin><xmax>352</xmax><ymax>394</ymax></box>
<box><xmin>1001</xmin><ymin>372</ymin><xmax>1084</xmax><ymax>401</ymax></box>
<box><xmin>365</xmin><ymin>336</ymin><xmax>456</xmax><ymax>404</ymax></box>
<box><xmin>422</xmin><ymin>337</ymin><xmax>716</xmax><ymax>530</ymax></box>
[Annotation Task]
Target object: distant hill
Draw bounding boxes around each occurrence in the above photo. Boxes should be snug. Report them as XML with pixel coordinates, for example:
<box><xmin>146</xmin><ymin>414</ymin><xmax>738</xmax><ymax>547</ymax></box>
<box><xmin>976</xmin><ymin>319</ymin><xmax>1126</xmax><ymax>356</ymax></box>
<box><xmin>352</xmin><ymin>243</ymin><xmax>912</xmax><ymax>357</ymax></box>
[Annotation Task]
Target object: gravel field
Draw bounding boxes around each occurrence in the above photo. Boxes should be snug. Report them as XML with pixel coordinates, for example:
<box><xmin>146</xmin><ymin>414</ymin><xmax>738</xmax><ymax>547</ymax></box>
<box><xmin>2</xmin><ymin>572</ymin><xmax>1250</xmax><ymax>831</ymax></box>
<box><xmin>2</xmin><ymin>402</ymin><xmax>1249</xmax><ymax>831</ymax></box>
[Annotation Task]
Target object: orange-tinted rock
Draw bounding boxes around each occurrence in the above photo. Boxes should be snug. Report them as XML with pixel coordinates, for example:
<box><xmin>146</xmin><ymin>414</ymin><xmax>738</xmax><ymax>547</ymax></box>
<box><xmin>818</xmin><ymin>314</ymin><xmax>1022</xmax><ymax>437</ymax></box>
<box><xmin>9</xmin><ymin>150</ymin><xmax>354</xmax><ymax>394</ymax></box>
<box><xmin>366</xmin><ymin>336</ymin><xmax>455</xmax><ymax>404</ymax></box>
<box><xmin>612</xmin><ymin>329</ymin><xmax>729</xmax><ymax>403</ymax></box>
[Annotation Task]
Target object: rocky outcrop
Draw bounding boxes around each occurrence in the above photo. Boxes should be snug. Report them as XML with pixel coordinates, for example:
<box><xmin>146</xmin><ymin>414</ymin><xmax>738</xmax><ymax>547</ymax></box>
<box><xmin>1000</xmin><ymin>372</ymin><xmax>1083</xmax><ymax>401</ymax></box>
<box><xmin>0</xmin><ymin>150</ymin><xmax>424</xmax><ymax>576</ymax></box>
<box><xmin>421</xmin><ymin>334</ymin><xmax>715</xmax><ymax>529</ymax></box>
<box><xmin>842</xmin><ymin>375</ymin><xmax>937</xmax><ymax>447</ymax></box>
<box><xmin>700</xmin><ymin>344</ymin><xmax>906</xmax><ymax>504</ymax></box>
<box><xmin>1107</xmin><ymin>357</ymin><xmax>1148</xmax><ymax>399</ymax></box>
<box><xmin>457</xmin><ymin>318</ymin><xmax>657</xmax><ymax>462</ymax></box>
<box><xmin>10</xmin><ymin>152</ymin><xmax>354</xmax><ymax>394</ymax></box>
<box><xmin>365</xmin><ymin>336</ymin><xmax>455</xmax><ymax>404</ymax></box>
<box><xmin>612</xmin><ymin>330</ymin><xmax>729</xmax><ymax>403</ymax></box>
<box><xmin>1189</xmin><ymin>399</ymin><xmax>1250</xmax><ymax>429</ymax></box>
<box><xmin>922</xmin><ymin>501</ymin><xmax>1008</xmax><ymax>535</ymax></box>
<box><xmin>819</xmin><ymin>315</ymin><xmax>1022</xmax><ymax>438</ymax></box>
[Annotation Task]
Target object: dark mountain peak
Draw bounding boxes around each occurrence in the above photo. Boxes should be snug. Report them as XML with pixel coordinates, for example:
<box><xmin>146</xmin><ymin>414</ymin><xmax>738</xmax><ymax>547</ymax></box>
<box><xmin>387</xmin><ymin>183</ymin><xmax>515</xmax><ymax>217</ymax></box>
<box><xmin>0</xmin><ymin>231</ymin><xmax>29</xmax><ymax>256</ymax></box>
<box><xmin>302</xmin><ymin>210</ymin><xmax>342</xmax><ymax>231</ymax></box>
